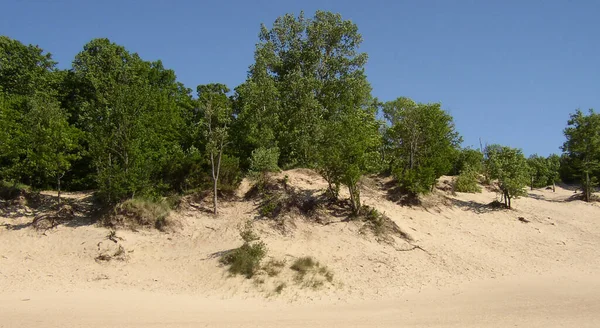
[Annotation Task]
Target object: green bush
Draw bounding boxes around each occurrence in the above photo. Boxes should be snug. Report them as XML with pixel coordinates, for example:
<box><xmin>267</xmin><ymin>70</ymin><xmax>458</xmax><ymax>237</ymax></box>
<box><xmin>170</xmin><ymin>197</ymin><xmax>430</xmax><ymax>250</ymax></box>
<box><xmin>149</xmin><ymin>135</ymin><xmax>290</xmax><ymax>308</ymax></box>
<box><xmin>454</xmin><ymin>165</ymin><xmax>482</xmax><ymax>193</ymax></box>
<box><xmin>219</xmin><ymin>154</ymin><xmax>243</xmax><ymax>193</ymax></box>
<box><xmin>290</xmin><ymin>256</ymin><xmax>317</xmax><ymax>277</ymax></box>
<box><xmin>220</xmin><ymin>220</ymin><xmax>267</xmax><ymax>278</ymax></box>
<box><xmin>220</xmin><ymin>241</ymin><xmax>267</xmax><ymax>278</ymax></box>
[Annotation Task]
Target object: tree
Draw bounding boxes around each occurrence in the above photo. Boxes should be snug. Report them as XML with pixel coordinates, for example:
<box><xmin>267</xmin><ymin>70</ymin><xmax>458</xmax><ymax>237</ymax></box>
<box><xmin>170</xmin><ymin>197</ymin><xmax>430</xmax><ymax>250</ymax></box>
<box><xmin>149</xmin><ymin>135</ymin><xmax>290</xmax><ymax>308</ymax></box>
<box><xmin>0</xmin><ymin>36</ymin><xmax>57</xmax><ymax>96</ymax></box>
<box><xmin>546</xmin><ymin>154</ymin><xmax>561</xmax><ymax>192</ymax></box>
<box><xmin>562</xmin><ymin>109</ymin><xmax>600</xmax><ymax>202</ymax></box>
<box><xmin>23</xmin><ymin>94</ymin><xmax>79</xmax><ymax>204</ymax></box>
<box><xmin>384</xmin><ymin>98</ymin><xmax>462</xmax><ymax>195</ymax></box>
<box><xmin>235</xmin><ymin>11</ymin><xmax>370</xmax><ymax>168</ymax></box>
<box><xmin>527</xmin><ymin>154</ymin><xmax>549</xmax><ymax>190</ymax></box>
<box><xmin>485</xmin><ymin>145</ymin><xmax>529</xmax><ymax>208</ymax></box>
<box><xmin>452</xmin><ymin>147</ymin><xmax>483</xmax><ymax>176</ymax></box>
<box><xmin>198</xmin><ymin>83</ymin><xmax>232</xmax><ymax>214</ymax></box>
<box><xmin>317</xmin><ymin>105</ymin><xmax>380</xmax><ymax>215</ymax></box>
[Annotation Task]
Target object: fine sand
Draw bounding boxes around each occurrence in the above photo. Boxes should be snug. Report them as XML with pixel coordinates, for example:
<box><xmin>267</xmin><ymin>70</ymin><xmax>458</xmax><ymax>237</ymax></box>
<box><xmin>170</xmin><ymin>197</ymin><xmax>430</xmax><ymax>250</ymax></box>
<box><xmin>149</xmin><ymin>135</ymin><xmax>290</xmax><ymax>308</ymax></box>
<box><xmin>1</xmin><ymin>170</ymin><xmax>599</xmax><ymax>327</ymax></box>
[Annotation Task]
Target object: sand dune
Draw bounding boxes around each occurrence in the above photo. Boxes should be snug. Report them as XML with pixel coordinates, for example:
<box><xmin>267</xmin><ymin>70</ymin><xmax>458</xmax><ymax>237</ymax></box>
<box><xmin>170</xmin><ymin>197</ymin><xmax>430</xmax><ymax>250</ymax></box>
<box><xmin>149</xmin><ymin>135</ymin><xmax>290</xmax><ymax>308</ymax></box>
<box><xmin>1</xmin><ymin>169</ymin><xmax>599</xmax><ymax>327</ymax></box>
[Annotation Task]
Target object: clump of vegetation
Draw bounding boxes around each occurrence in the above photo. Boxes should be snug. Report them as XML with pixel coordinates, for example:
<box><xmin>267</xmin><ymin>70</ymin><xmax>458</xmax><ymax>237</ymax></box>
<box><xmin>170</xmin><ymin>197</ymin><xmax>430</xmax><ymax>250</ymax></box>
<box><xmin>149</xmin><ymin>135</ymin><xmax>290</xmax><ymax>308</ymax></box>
<box><xmin>263</xmin><ymin>259</ymin><xmax>286</xmax><ymax>277</ymax></box>
<box><xmin>274</xmin><ymin>282</ymin><xmax>286</xmax><ymax>294</ymax></box>
<box><xmin>104</xmin><ymin>197</ymin><xmax>174</xmax><ymax>231</ymax></box>
<box><xmin>220</xmin><ymin>221</ymin><xmax>267</xmax><ymax>278</ymax></box>
<box><xmin>290</xmin><ymin>256</ymin><xmax>334</xmax><ymax>288</ymax></box>
<box><xmin>453</xmin><ymin>165</ymin><xmax>482</xmax><ymax>193</ymax></box>
<box><xmin>0</xmin><ymin>181</ymin><xmax>31</xmax><ymax>202</ymax></box>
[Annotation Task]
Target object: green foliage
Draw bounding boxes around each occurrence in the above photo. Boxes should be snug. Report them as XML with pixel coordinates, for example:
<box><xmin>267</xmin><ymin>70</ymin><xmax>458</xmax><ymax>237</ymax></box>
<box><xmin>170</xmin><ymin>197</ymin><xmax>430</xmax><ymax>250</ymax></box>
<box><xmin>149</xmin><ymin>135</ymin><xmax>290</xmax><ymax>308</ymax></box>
<box><xmin>384</xmin><ymin>98</ymin><xmax>462</xmax><ymax>195</ymax></box>
<box><xmin>527</xmin><ymin>154</ymin><xmax>551</xmax><ymax>189</ymax></box>
<box><xmin>234</xmin><ymin>11</ymin><xmax>371</xmax><ymax>168</ymax></box>
<box><xmin>317</xmin><ymin>104</ymin><xmax>381</xmax><ymax>214</ymax></box>
<box><xmin>249</xmin><ymin>147</ymin><xmax>280</xmax><ymax>174</ymax></box>
<box><xmin>218</xmin><ymin>154</ymin><xmax>242</xmax><ymax>193</ymax></box>
<box><xmin>562</xmin><ymin>109</ymin><xmax>600</xmax><ymax>202</ymax></box>
<box><xmin>485</xmin><ymin>145</ymin><xmax>529</xmax><ymax>208</ymax></box>
<box><xmin>452</xmin><ymin>148</ymin><xmax>483</xmax><ymax>175</ymax></box>
<box><xmin>454</xmin><ymin>165</ymin><xmax>482</xmax><ymax>193</ymax></box>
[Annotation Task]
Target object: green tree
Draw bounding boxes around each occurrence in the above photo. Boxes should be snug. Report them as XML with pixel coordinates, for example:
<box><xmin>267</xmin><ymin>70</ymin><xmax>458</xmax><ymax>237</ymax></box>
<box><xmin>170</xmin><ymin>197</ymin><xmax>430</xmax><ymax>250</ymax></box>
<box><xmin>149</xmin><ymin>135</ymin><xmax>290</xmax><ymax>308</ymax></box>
<box><xmin>546</xmin><ymin>154</ymin><xmax>561</xmax><ymax>192</ymax></box>
<box><xmin>235</xmin><ymin>11</ymin><xmax>370</xmax><ymax>168</ymax></box>
<box><xmin>527</xmin><ymin>154</ymin><xmax>549</xmax><ymax>190</ymax></box>
<box><xmin>317</xmin><ymin>105</ymin><xmax>381</xmax><ymax>215</ymax></box>
<box><xmin>562</xmin><ymin>109</ymin><xmax>600</xmax><ymax>202</ymax></box>
<box><xmin>72</xmin><ymin>38</ymin><xmax>190</xmax><ymax>203</ymax></box>
<box><xmin>384</xmin><ymin>98</ymin><xmax>462</xmax><ymax>195</ymax></box>
<box><xmin>0</xmin><ymin>36</ymin><xmax>57</xmax><ymax>96</ymax></box>
<box><xmin>485</xmin><ymin>145</ymin><xmax>529</xmax><ymax>208</ymax></box>
<box><xmin>198</xmin><ymin>83</ymin><xmax>232</xmax><ymax>214</ymax></box>
<box><xmin>452</xmin><ymin>147</ymin><xmax>483</xmax><ymax>176</ymax></box>
<box><xmin>23</xmin><ymin>94</ymin><xmax>79</xmax><ymax>203</ymax></box>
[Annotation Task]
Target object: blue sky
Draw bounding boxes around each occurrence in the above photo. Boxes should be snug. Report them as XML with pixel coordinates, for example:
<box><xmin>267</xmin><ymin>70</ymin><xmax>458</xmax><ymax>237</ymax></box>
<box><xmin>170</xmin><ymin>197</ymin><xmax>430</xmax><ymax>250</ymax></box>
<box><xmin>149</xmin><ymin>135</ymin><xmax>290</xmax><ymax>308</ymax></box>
<box><xmin>2</xmin><ymin>0</ymin><xmax>599</xmax><ymax>156</ymax></box>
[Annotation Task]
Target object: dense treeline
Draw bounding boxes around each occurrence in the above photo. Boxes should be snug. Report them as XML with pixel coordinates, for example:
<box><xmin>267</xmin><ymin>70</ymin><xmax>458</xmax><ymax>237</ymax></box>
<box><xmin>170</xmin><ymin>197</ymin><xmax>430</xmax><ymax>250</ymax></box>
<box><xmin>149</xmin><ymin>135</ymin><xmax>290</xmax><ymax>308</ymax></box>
<box><xmin>1</xmin><ymin>11</ymin><xmax>599</xmax><ymax>212</ymax></box>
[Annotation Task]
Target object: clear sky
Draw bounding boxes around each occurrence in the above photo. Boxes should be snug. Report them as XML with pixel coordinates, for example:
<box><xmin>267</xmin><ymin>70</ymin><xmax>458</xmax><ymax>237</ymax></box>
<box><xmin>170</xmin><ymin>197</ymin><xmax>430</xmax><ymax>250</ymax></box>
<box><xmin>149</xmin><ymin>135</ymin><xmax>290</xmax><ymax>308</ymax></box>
<box><xmin>2</xmin><ymin>0</ymin><xmax>599</xmax><ymax>156</ymax></box>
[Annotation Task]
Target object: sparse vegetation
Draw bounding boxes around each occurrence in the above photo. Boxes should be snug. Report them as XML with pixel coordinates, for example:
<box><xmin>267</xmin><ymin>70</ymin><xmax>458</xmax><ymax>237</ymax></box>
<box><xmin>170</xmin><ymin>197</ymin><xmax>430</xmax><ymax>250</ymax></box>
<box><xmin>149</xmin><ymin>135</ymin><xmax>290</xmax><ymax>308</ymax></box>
<box><xmin>263</xmin><ymin>259</ymin><xmax>286</xmax><ymax>277</ymax></box>
<box><xmin>290</xmin><ymin>256</ymin><xmax>334</xmax><ymax>288</ymax></box>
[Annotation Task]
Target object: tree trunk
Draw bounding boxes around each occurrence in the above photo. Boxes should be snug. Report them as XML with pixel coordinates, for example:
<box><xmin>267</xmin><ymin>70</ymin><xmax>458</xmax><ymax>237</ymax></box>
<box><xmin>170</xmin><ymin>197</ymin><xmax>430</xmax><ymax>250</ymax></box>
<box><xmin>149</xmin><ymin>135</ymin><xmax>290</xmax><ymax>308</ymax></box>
<box><xmin>552</xmin><ymin>181</ymin><xmax>556</xmax><ymax>193</ymax></box>
<box><xmin>584</xmin><ymin>171</ymin><xmax>590</xmax><ymax>202</ymax></box>
<box><xmin>348</xmin><ymin>183</ymin><xmax>361</xmax><ymax>216</ymax></box>
<box><xmin>211</xmin><ymin>151</ymin><xmax>218</xmax><ymax>215</ymax></box>
<box><xmin>57</xmin><ymin>175</ymin><xmax>61</xmax><ymax>205</ymax></box>
<box><xmin>531</xmin><ymin>176</ymin><xmax>534</xmax><ymax>190</ymax></box>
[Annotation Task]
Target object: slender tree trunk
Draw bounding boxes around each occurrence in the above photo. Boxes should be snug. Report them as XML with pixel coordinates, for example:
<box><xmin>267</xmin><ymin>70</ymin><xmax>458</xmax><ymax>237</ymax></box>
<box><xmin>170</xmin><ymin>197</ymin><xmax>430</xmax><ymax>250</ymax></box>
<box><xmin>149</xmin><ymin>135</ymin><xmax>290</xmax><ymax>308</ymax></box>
<box><xmin>531</xmin><ymin>176</ymin><xmax>534</xmax><ymax>190</ymax></box>
<box><xmin>552</xmin><ymin>181</ymin><xmax>556</xmax><ymax>192</ymax></box>
<box><xmin>211</xmin><ymin>151</ymin><xmax>218</xmax><ymax>215</ymax></box>
<box><xmin>584</xmin><ymin>171</ymin><xmax>590</xmax><ymax>202</ymax></box>
<box><xmin>57</xmin><ymin>175</ymin><xmax>61</xmax><ymax>205</ymax></box>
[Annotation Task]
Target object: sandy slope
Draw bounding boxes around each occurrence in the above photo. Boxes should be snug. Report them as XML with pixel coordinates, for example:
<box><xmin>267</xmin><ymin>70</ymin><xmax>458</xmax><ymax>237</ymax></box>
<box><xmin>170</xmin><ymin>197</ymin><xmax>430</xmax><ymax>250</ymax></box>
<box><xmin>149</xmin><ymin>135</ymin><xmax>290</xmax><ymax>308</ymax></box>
<box><xmin>1</xmin><ymin>169</ymin><xmax>599</xmax><ymax>327</ymax></box>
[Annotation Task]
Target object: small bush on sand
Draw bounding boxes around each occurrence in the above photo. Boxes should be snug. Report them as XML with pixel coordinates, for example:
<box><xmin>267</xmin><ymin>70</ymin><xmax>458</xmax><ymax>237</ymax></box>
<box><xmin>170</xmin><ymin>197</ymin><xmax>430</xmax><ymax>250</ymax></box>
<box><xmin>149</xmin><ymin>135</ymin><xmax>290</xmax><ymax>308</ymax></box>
<box><xmin>263</xmin><ymin>259</ymin><xmax>286</xmax><ymax>277</ymax></box>
<box><xmin>274</xmin><ymin>282</ymin><xmax>286</xmax><ymax>294</ymax></box>
<box><xmin>220</xmin><ymin>221</ymin><xmax>267</xmax><ymax>278</ymax></box>
<box><xmin>290</xmin><ymin>256</ymin><xmax>334</xmax><ymax>287</ymax></box>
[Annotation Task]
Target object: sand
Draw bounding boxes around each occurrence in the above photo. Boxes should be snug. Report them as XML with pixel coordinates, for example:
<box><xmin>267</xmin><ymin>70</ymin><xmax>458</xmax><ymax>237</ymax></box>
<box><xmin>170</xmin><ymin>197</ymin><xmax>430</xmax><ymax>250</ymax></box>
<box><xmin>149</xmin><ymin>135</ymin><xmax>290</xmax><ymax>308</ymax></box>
<box><xmin>1</xmin><ymin>169</ymin><xmax>599</xmax><ymax>327</ymax></box>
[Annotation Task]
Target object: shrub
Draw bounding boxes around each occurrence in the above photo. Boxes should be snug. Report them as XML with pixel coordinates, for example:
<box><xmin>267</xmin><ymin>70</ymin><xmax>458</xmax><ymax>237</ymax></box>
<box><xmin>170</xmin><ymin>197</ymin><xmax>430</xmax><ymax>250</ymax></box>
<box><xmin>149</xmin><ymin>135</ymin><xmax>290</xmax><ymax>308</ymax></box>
<box><xmin>249</xmin><ymin>147</ymin><xmax>280</xmax><ymax>178</ymax></box>
<box><xmin>290</xmin><ymin>256</ymin><xmax>317</xmax><ymax>277</ymax></box>
<box><xmin>274</xmin><ymin>282</ymin><xmax>286</xmax><ymax>294</ymax></box>
<box><xmin>219</xmin><ymin>154</ymin><xmax>243</xmax><ymax>194</ymax></box>
<box><xmin>0</xmin><ymin>181</ymin><xmax>30</xmax><ymax>200</ymax></box>
<box><xmin>220</xmin><ymin>242</ymin><xmax>267</xmax><ymax>278</ymax></box>
<box><xmin>290</xmin><ymin>256</ymin><xmax>334</xmax><ymax>287</ymax></box>
<box><xmin>263</xmin><ymin>259</ymin><xmax>286</xmax><ymax>277</ymax></box>
<box><xmin>454</xmin><ymin>165</ymin><xmax>482</xmax><ymax>193</ymax></box>
<box><xmin>106</xmin><ymin>197</ymin><xmax>173</xmax><ymax>231</ymax></box>
<box><xmin>220</xmin><ymin>220</ymin><xmax>267</xmax><ymax>278</ymax></box>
